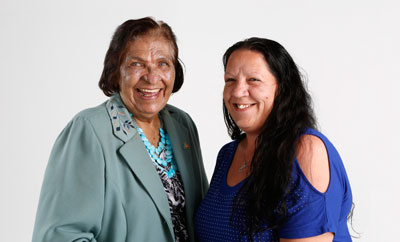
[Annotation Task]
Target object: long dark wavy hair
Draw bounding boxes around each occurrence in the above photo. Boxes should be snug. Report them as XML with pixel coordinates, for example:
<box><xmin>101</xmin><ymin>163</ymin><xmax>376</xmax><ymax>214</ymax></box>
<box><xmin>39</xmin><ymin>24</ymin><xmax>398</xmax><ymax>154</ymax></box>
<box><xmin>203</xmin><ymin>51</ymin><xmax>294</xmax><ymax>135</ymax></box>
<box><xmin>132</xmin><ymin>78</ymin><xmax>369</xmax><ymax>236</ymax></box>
<box><xmin>223</xmin><ymin>37</ymin><xmax>317</xmax><ymax>239</ymax></box>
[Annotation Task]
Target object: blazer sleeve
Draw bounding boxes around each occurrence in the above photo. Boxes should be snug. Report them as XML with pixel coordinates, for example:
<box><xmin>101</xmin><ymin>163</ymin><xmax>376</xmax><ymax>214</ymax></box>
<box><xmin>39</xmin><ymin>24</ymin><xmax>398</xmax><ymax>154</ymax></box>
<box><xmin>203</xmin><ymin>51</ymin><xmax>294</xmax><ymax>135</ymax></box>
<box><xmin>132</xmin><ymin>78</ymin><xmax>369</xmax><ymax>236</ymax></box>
<box><xmin>32</xmin><ymin>116</ymin><xmax>105</xmax><ymax>242</ymax></box>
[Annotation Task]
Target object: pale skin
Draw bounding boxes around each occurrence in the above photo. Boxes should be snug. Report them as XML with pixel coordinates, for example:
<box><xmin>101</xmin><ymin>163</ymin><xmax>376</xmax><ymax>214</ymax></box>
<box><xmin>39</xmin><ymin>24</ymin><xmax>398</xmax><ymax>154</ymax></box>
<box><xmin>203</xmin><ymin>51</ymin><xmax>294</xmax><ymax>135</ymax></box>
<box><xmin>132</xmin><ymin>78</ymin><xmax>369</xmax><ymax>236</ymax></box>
<box><xmin>119</xmin><ymin>32</ymin><xmax>175</xmax><ymax>146</ymax></box>
<box><xmin>224</xmin><ymin>50</ymin><xmax>333</xmax><ymax>242</ymax></box>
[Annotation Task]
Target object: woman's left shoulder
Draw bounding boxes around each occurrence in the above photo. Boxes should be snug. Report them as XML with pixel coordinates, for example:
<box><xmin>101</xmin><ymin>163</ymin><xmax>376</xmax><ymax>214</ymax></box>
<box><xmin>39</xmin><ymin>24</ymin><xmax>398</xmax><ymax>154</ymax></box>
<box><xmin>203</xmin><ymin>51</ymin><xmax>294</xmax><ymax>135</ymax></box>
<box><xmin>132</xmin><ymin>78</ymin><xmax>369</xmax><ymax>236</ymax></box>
<box><xmin>296</xmin><ymin>129</ymin><xmax>331</xmax><ymax>193</ymax></box>
<box><xmin>296</xmin><ymin>128</ymin><xmax>350</xmax><ymax>193</ymax></box>
<box><xmin>163</xmin><ymin>104</ymin><xmax>196</xmax><ymax>127</ymax></box>
<box><xmin>301</xmin><ymin>128</ymin><xmax>336</xmax><ymax>147</ymax></box>
<box><xmin>297</xmin><ymin>128</ymin><xmax>331</xmax><ymax>161</ymax></box>
<box><xmin>164</xmin><ymin>104</ymin><xmax>188</xmax><ymax>115</ymax></box>
<box><xmin>301</xmin><ymin>128</ymin><xmax>343</xmax><ymax>161</ymax></box>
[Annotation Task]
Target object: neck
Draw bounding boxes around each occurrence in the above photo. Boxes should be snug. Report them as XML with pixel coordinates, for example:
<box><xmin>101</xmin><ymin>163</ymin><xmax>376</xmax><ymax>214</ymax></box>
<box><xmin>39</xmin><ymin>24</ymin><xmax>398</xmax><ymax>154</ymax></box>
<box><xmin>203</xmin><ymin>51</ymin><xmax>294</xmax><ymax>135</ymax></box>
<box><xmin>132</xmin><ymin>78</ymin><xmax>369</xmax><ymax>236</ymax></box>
<box><xmin>241</xmin><ymin>134</ymin><xmax>257</xmax><ymax>163</ymax></box>
<box><xmin>135</xmin><ymin>116</ymin><xmax>161</xmax><ymax>147</ymax></box>
<box><xmin>135</xmin><ymin>115</ymin><xmax>161</xmax><ymax>131</ymax></box>
<box><xmin>244</xmin><ymin>133</ymin><xmax>257</xmax><ymax>152</ymax></box>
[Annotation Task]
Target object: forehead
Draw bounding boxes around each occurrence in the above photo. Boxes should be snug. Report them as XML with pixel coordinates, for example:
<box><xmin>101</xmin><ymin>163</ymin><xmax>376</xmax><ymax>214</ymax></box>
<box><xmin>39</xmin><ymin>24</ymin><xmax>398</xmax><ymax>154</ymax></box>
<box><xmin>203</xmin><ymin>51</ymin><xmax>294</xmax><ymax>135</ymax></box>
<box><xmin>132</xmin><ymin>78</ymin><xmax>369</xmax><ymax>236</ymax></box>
<box><xmin>125</xmin><ymin>33</ymin><xmax>175</xmax><ymax>59</ymax></box>
<box><xmin>225</xmin><ymin>49</ymin><xmax>270</xmax><ymax>74</ymax></box>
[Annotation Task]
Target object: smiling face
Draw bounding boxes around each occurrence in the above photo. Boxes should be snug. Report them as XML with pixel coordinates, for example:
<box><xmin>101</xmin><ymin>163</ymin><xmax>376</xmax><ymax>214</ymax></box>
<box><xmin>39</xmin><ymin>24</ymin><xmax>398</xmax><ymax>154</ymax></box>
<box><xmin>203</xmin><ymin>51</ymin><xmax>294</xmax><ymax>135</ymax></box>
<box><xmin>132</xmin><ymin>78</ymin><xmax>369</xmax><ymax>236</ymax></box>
<box><xmin>119</xmin><ymin>33</ymin><xmax>176</xmax><ymax>122</ymax></box>
<box><xmin>223</xmin><ymin>49</ymin><xmax>278</xmax><ymax>136</ymax></box>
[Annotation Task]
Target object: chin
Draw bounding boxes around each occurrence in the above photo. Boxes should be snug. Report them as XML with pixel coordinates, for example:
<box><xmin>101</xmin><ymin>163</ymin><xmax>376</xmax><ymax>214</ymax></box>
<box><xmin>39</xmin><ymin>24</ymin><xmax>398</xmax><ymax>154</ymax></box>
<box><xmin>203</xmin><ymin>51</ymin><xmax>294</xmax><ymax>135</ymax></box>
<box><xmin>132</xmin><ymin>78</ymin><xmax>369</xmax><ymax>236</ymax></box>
<box><xmin>235</xmin><ymin>120</ymin><xmax>253</xmax><ymax>129</ymax></box>
<box><xmin>239</xmin><ymin>124</ymin><xmax>262</xmax><ymax>134</ymax></box>
<box><xmin>237</xmin><ymin>125</ymin><xmax>252</xmax><ymax>133</ymax></box>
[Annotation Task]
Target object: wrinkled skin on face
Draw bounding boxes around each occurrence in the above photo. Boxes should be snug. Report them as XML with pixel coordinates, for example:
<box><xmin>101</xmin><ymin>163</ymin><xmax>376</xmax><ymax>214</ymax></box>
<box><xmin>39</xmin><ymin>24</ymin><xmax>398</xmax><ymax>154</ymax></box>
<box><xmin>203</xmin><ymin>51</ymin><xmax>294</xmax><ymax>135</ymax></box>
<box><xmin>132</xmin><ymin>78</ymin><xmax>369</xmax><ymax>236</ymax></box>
<box><xmin>119</xmin><ymin>33</ymin><xmax>176</xmax><ymax>123</ymax></box>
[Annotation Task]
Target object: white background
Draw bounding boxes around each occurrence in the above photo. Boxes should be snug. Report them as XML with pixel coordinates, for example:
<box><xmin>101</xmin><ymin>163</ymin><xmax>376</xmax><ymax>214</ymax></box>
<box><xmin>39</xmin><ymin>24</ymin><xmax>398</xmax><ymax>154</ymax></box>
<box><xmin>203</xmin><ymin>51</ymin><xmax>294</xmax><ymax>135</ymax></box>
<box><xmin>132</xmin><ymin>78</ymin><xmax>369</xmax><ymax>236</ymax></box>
<box><xmin>1</xmin><ymin>0</ymin><xmax>399</xmax><ymax>241</ymax></box>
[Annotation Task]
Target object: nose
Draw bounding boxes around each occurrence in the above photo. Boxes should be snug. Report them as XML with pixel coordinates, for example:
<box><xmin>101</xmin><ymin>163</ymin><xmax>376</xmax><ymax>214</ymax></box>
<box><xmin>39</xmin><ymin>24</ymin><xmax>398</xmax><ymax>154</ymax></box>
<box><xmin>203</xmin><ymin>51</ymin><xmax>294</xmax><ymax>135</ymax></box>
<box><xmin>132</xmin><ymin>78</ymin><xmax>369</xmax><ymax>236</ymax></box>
<box><xmin>231</xmin><ymin>79</ymin><xmax>249</xmax><ymax>98</ymax></box>
<box><xmin>142</xmin><ymin>66</ymin><xmax>161</xmax><ymax>84</ymax></box>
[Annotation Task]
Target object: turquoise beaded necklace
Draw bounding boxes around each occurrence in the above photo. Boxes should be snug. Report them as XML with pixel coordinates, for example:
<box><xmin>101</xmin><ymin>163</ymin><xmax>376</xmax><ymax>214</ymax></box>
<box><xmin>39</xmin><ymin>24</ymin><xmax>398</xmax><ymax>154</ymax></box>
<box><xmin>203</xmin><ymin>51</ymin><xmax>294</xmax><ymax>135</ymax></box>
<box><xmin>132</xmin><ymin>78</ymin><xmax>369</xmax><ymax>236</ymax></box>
<box><xmin>131</xmin><ymin>114</ymin><xmax>177</xmax><ymax>178</ymax></box>
<box><xmin>136</xmin><ymin>127</ymin><xmax>177</xmax><ymax>178</ymax></box>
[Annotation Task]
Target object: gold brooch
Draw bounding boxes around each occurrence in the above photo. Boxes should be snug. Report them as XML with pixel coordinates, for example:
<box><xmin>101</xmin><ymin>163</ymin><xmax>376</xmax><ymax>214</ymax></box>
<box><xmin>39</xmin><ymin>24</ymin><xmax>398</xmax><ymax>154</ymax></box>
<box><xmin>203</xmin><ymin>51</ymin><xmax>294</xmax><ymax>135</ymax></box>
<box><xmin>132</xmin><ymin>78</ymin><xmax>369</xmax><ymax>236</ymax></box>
<box><xmin>183</xmin><ymin>142</ymin><xmax>190</xmax><ymax>149</ymax></box>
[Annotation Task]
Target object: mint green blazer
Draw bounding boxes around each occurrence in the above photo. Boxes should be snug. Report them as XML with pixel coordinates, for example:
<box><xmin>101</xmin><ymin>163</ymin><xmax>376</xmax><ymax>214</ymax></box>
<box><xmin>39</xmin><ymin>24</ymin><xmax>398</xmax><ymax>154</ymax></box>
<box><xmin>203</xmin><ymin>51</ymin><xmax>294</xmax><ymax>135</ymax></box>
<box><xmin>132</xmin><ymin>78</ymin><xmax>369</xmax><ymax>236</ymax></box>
<box><xmin>32</xmin><ymin>94</ymin><xmax>208</xmax><ymax>242</ymax></box>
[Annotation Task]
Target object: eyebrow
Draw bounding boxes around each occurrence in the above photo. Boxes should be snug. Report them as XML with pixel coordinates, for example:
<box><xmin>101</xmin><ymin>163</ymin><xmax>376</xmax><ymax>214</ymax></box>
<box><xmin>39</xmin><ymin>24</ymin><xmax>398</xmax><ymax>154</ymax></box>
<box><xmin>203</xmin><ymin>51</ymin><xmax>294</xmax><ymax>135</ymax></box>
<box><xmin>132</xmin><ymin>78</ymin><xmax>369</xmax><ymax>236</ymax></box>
<box><xmin>125</xmin><ymin>55</ymin><xmax>145</xmax><ymax>62</ymax></box>
<box><xmin>224</xmin><ymin>72</ymin><xmax>265</xmax><ymax>79</ymax></box>
<box><xmin>125</xmin><ymin>55</ymin><xmax>173</xmax><ymax>62</ymax></box>
<box><xmin>224</xmin><ymin>71</ymin><xmax>236</xmax><ymax>76</ymax></box>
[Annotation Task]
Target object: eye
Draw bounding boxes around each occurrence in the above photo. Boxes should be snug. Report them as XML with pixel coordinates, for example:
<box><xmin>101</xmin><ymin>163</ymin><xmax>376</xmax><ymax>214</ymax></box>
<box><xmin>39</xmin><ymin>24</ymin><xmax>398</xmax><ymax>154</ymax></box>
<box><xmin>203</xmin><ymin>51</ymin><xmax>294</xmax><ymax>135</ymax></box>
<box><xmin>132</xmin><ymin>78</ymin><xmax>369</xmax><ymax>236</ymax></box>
<box><xmin>249</xmin><ymin>77</ymin><xmax>260</xmax><ymax>82</ymax></box>
<box><xmin>225</xmin><ymin>78</ymin><xmax>235</xmax><ymax>82</ymax></box>
<box><xmin>130</xmin><ymin>62</ymin><xmax>142</xmax><ymax>67</ymax></box>
<box><xmin>159</xmin><ymin>61</ymin><xmax>169</xmax><ymax>67</ymax></box>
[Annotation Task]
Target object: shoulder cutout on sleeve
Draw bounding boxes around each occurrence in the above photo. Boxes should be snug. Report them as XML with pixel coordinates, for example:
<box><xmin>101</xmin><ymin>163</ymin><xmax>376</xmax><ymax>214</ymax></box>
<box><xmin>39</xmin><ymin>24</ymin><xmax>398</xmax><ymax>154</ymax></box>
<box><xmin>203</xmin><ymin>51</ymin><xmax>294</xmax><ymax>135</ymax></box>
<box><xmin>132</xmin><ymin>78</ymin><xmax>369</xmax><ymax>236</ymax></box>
<box><xmin>296</xmin><ymin>134</ymin><xmax>330</xmax><ymax>193</ymax></box>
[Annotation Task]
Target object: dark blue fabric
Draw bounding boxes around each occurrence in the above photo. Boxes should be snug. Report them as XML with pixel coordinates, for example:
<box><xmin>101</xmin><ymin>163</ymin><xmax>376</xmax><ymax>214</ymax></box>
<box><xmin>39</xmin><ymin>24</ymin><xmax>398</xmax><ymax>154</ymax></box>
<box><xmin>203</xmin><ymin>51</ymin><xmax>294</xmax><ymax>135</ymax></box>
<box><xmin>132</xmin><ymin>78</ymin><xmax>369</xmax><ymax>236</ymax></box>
<box><xmin>194</xmin><ymin>128</ymin><xmax>352</xmax><ymax>241</ymax></box>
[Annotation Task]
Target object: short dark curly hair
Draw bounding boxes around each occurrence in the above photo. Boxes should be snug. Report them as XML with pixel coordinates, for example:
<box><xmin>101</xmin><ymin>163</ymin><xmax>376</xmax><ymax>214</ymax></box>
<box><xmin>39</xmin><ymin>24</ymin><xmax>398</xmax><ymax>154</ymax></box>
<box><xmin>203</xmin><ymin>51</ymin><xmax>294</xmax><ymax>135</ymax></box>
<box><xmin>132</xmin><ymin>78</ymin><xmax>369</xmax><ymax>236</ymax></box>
<box><xmin>99</xmin><ymin>17</ymin><xmax>184</xmax><ymax>96</ymax></box>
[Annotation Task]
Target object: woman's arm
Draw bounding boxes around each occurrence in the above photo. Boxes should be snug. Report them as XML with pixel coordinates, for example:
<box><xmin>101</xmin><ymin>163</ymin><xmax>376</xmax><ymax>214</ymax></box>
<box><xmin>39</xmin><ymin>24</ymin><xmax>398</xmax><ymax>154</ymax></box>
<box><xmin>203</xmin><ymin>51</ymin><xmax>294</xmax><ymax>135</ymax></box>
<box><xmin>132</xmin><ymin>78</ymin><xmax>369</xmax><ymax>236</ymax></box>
<box><xmin>32</xmin><ymin>117</ymin><xmax>105</xmax><ymax>242</ymax></box>
<box><xmin>279</xmin><ymin>135</ymin><xmax>333</xmax><ymax>242</ymax></box>
<box><xmin>296</xmin><ymin>134</ymin><xmax>330</xmax><ymax>194</ymax></box>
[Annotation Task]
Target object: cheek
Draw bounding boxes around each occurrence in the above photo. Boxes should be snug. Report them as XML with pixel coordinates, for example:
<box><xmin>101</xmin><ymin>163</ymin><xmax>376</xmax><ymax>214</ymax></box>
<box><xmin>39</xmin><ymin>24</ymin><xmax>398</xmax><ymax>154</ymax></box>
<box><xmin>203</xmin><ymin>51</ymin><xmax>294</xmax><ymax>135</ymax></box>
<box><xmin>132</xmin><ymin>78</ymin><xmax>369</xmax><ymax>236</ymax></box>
<box><xmin>121</xmin><ymin>69</ymin><xmax>143</xmax><ymax>86</ymax></box>
<box><xmin>223</xmin><ymin>86</ymin><xmax>231</xmax><ymax>101</ymax></box>
<box><xmin>122</xmin><ymin>73</ymin><xmax>131</xmax><ymax>84</ymax></box>
<box><xmin>161</xmin><ymin>69</ymin><xmax>175</xmax><ymax>87</ymax></box>
<box><xmin>255</xmin><ymin>85</ymin><xmax>276</xmax><ymax>102</ymax></box>
<box><xmin>119</xmin><ymin>67</ymin><xmax>131</xmax><ymax>84</ymax></box>
<box><xmin>261</xmin><ymin>92</ymin><xmax>276</xmax><ymax>112</ymax></box>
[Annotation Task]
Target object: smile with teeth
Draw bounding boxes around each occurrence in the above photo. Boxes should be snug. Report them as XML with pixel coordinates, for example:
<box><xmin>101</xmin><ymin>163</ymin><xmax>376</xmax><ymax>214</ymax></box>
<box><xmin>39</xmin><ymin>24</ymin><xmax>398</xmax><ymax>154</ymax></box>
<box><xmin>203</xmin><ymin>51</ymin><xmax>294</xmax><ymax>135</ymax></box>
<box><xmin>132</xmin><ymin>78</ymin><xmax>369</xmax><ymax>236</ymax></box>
<box><xmin>137</xmin><ymin>88</ymin><xmax>161</xmax><ymax>96</ymax></box>
<box><xmin>236</xmin><ymin>104</ymin><xmax>251</xmax><ymax>109</ymax></box>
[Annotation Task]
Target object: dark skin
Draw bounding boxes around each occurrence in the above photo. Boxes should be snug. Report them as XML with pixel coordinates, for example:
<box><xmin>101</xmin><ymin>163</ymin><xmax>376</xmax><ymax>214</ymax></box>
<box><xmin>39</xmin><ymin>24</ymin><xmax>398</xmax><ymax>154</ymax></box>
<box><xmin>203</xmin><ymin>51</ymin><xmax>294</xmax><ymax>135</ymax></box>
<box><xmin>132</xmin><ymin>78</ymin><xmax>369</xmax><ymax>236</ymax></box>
<box><xmin>118</xmin><ymin>32</ymin><xmax>175</xmax><ymax>147</ymax></box>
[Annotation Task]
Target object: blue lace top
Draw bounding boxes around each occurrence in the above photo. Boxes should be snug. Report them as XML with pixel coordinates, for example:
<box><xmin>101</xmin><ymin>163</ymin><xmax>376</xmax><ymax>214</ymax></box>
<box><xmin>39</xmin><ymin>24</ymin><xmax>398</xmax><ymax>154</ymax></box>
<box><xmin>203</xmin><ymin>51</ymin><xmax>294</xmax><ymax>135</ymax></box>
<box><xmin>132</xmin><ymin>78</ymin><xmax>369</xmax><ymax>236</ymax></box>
<box><xmin>194</xmin><ymin>128</ymin><xmax>353</xmax><ymax>241</ymax></box>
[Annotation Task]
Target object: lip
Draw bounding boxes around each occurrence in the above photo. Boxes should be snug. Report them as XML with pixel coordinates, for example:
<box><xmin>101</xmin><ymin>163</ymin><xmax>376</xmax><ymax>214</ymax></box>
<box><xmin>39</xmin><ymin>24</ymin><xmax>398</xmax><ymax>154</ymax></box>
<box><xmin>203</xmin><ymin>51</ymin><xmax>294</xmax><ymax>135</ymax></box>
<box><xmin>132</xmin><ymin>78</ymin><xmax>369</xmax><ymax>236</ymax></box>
<box><xmin>232</xmin><ymin>103</ymin><xmax>255</xmax><ymax>111</ymax></box>
<box><xmin>136</xmin><ymin>88</ymin><xmax>162</xmax><ymax>100</ymax></box>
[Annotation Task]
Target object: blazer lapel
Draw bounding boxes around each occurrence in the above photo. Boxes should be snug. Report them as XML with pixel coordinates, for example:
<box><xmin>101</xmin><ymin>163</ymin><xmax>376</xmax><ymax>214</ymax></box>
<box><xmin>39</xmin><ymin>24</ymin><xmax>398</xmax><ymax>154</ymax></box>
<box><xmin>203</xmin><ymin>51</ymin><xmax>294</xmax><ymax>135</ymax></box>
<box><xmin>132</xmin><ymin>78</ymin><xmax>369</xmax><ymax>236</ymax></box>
<box><xmin>161</xmin><ymin>110</ymin><xmax>197</xmax><ymax>227</ymax></box>
<box><xmin>119</xmin><ymin>134</ymin><xmax>174</xmax><ymax>237</ymax></box>
<box><xmin>106</xmin><ymin>94</ymin><xmax>174</xmax><ymax>238</ymax></box>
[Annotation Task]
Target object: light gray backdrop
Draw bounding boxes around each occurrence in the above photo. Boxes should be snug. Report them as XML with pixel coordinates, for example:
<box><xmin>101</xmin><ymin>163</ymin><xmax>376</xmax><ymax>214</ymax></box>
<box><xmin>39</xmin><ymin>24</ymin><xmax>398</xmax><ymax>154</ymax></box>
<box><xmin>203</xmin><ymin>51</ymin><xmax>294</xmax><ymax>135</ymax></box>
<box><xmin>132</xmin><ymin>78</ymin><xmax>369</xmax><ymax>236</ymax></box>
<box><xmin>1</xmin><ymin>0</ymin><xmax>398</xmax><ymax>241</ymax></box>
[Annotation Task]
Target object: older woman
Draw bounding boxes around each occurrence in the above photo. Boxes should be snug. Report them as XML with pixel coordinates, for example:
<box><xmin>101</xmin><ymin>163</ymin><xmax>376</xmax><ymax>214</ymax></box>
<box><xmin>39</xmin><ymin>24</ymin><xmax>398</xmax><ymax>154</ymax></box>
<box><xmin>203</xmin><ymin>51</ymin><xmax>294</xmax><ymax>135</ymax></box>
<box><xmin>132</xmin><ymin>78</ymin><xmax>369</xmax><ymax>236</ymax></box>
<box><xmin>195</xmin><ymin>38</ymin><xmax>353</xmax><ymax>241</ymax></box>
<box><xmin>32</xmin><ymin>17</ymin><xmax>208</xmax><ymax>242</ymax></box>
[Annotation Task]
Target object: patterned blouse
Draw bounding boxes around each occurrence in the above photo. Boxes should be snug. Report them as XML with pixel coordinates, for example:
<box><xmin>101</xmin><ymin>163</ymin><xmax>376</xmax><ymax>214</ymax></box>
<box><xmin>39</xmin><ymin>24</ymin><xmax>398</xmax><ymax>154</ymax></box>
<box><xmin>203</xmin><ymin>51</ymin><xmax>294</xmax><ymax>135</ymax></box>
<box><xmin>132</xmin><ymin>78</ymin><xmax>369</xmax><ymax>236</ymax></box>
<box><xmin>139</xmin><ymin>126</ymin><xmax>189</xmax><ymax>241</ymax></box>
<box><xmin>153</xmin><ymin>162</ymin><xmax>188</xmax><ymax>241</ymax></box>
